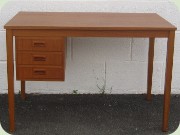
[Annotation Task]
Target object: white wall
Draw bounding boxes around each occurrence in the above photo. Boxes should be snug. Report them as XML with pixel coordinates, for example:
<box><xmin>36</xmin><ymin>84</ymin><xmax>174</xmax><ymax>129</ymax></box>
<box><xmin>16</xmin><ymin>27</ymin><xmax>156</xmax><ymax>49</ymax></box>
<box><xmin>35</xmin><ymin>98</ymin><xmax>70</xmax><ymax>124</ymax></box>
<box><xmin>0</xmin><ymin>0</ymin><xmax>180</xmax><ymax>94</ymax></box>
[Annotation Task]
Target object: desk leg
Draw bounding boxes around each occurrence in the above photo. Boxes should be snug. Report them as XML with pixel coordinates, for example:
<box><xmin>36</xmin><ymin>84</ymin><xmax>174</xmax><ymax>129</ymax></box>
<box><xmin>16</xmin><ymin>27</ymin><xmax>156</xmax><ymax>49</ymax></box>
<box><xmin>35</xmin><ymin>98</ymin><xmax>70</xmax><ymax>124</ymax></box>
<box><xmin>147</xmin><ymin>38</ymin><xmax>155</xmax><ymax>101</ymax></box>
<box><xmin>6</xmin><ymin>29</ymin><xmax>15</xmax><ymax>132</ymax></box>
<box><xmin>21</xmin><ymin>81</ymin><xmax>26</xmax><ymax>100</ymax></box>
<box><xmin>162</xmin><ymin>31</ymin><xmax>175</xmax><ymax>132</ymax></box>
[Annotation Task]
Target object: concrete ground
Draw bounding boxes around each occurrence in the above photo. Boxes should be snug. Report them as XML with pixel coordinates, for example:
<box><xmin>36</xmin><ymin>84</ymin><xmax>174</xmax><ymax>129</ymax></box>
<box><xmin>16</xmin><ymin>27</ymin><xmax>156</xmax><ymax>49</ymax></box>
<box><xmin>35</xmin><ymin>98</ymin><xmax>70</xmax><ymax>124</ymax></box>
<box><xmin>0</xmin><ymin>94</ymin><xmax>180</xmax><ymax>135</ymax></box>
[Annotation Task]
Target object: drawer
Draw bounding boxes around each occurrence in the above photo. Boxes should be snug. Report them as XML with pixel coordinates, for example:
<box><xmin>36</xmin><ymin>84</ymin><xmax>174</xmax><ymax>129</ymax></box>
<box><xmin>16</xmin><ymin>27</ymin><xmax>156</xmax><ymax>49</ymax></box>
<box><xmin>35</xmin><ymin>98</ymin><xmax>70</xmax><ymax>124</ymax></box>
<box><xmin>16</xmin><ymin>37</ymin><xmax>65</xmax><ymax>52</ymax></box>
<box><xmin>16</xmin><ymin>66</ymin><xmax>64</xmax><ymax>81</ymax></box>
<box><xmin>16</xmin><ymin>52</ymin><xmax>64</xmax><ymax>66</ymax></box>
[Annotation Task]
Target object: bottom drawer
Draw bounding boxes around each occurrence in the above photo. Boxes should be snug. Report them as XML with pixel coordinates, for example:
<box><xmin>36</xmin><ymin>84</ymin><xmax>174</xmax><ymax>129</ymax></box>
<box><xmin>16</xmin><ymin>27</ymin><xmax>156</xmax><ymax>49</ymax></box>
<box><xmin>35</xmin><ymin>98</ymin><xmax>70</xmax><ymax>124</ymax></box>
<box><xmin>16</xmin><ymin>66</ymin><xmax>64</xmax><ymax>81</ymax></box>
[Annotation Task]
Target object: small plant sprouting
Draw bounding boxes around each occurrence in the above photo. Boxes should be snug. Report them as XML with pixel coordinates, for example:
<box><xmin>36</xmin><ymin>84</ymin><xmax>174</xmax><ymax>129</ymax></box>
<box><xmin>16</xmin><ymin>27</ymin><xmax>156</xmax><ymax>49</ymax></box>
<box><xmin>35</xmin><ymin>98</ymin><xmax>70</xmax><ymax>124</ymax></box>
<box><xmin>97</xmin><ymin>78</ymin><xmax>106</xmax><ymax>94</ymax></box>
<box><xmin>94</xmin><ymin>62</ymin><xmax>113</xmax><ymax>94</ymax></box>
<box><xmin>72</xmin><ymin>90</ymin><xmax>78</xmax><ymax>94</ymax></box>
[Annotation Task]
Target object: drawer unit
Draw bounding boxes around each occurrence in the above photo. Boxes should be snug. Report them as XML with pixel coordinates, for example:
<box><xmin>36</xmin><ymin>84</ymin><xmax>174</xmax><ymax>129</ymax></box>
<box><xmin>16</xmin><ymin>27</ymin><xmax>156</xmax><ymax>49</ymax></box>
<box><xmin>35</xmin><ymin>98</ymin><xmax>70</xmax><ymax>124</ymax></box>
<box><xmin>16</xmin><ymin>37</ymin><xmax>65</xmax><ymax>52</ymax></box>
<box><xmin>16</xmin><ymin>66</ymin><xmax>64</xmax><ymax>81</ymax></box>
<box><xmin>15</xmin><ymin>36</ymin><xmax>66</xmax><ymax>81</ymax></box>
<box><xmin>16</xmin><ymin>52</ymin><xmax>64</xmax><ymax>66</ymax></box>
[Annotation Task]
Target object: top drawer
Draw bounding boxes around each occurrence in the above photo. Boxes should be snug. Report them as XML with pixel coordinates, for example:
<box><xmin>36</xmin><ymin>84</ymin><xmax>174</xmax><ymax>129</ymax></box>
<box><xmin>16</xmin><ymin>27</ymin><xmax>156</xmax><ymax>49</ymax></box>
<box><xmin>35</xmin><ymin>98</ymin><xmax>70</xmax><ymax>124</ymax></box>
<box><xmin>16</xmin><ymin>37</ymin><xmax>65</xmax><ymax>52</ymax></box>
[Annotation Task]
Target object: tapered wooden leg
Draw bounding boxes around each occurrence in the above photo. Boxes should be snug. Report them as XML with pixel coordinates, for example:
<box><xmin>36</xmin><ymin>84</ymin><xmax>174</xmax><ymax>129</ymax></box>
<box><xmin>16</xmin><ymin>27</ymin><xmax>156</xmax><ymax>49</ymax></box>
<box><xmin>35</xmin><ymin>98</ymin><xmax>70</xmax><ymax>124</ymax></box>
<box><xmin>147</xmin><ymin>38</ymin><xmax>155</xmax><ymax>101</ymax></box>
<box><xmin>162</xmin><ymin>31</ymin><xmax>175</xmax><ymax>132</ymax></box>
<box><xmin>6</xmin><ymin>29</ymin><xmax>15</xmax><ymax>132</ymax></box>
<box><xmin>21</xmin><ymin>81</ymin><xmax>26</xmax><ymax>100</ymax></box>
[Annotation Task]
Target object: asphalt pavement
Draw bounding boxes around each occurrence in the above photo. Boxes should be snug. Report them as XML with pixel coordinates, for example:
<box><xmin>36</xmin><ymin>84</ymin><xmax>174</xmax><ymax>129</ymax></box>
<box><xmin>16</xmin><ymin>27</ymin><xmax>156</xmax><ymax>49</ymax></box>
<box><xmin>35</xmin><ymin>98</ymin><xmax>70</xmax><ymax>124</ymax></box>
<box><xmin>0</xmin><ymin>94</ymin><xmax>179</xmax><ymax>135</ymax></box>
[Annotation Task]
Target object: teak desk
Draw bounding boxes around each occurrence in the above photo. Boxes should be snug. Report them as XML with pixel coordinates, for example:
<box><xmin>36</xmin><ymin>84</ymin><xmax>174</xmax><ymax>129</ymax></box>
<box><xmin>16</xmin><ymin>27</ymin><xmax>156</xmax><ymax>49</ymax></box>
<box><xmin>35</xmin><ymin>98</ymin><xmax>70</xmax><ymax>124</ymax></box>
<box><xmin>4</xmin><ymin>12</ymin><xmax>176</xmax><ymax>133</ymax></box>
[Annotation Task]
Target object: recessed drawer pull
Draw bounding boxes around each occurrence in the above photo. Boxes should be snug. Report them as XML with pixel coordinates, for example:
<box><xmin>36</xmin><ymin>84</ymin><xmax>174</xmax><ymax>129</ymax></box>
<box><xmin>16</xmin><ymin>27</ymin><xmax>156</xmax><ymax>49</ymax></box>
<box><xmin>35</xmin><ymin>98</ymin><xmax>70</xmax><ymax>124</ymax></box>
<box><xmin>33</xmin><ymin>55</ymin><xmax>46</xmax><ymax>61</ymax></box>
<box><xmin>33</xmin><ymin>41</ymin><xmax>45</xmax><ymax>47</ymax></box>
<box><xmin>33</xmin><ymin>69</ymin><xmax>46</xmax><ymax>75</ymax></box>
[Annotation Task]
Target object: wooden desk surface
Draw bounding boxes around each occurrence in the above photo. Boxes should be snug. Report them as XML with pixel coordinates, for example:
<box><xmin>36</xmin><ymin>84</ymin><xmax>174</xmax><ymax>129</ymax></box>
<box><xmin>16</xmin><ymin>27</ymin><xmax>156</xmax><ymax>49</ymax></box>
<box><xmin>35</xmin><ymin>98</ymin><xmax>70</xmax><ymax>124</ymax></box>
<box><xmin>4</xmin><ymin>12</ymin><xmax>176</xmax><ymax>31</ymax></box>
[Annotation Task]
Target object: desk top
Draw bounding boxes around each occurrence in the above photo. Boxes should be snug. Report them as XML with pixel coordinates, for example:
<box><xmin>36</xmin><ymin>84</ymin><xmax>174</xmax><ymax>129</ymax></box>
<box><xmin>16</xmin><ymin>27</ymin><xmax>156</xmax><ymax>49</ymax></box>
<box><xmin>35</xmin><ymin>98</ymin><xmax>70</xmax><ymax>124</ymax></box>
<box><xmin>4</xmin><ymin>12</ymin><xmax>176</xmax><ymax>31</ymax></box>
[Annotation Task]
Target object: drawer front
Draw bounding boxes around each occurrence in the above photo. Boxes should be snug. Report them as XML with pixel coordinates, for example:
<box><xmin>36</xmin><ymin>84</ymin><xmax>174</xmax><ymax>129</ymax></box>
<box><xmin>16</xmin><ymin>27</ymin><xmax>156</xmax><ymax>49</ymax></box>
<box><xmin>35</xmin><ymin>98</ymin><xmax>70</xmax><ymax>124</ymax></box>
<box><xmin>16</xmin><ymin>37</ymin><xmax>65</xmax><ymax>52</ymax></box>
<box><xmin>16</xmin><ymin>52</ymin><xmax>64</xmax><ymax>66</ymax></box>
<box><xmin>16</xmin><ymin>66</ymin><xmax>64</xmax><ymax>81</ymax></box>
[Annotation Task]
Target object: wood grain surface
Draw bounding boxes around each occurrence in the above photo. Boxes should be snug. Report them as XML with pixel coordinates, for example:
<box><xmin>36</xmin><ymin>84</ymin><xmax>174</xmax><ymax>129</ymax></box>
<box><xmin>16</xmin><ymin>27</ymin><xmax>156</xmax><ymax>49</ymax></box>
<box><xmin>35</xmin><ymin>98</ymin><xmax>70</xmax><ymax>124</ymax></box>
<box><xmin>4</xmin><ymin>12</ymin><xmax>176</xmax><ymax>30</ymax></box>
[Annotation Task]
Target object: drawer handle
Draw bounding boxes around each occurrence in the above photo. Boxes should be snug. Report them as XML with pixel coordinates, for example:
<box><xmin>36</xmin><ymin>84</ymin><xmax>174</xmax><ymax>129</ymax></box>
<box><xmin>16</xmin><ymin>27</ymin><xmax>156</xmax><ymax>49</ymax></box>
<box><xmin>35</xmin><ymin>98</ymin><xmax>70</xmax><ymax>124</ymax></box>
<box><xmin>33</xmin><ymin>41</ymin><xmax>45</xmax><ymax>47</ymax></box>
<box><xmin>33</xmin><ymin>55</ymin><xmax>46</xmax><ymax>61</ymax></box>
<box><xmin>33</xmin><ymin>69</ymin><xmax>46</xmax><ymax>75</ymax></box>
